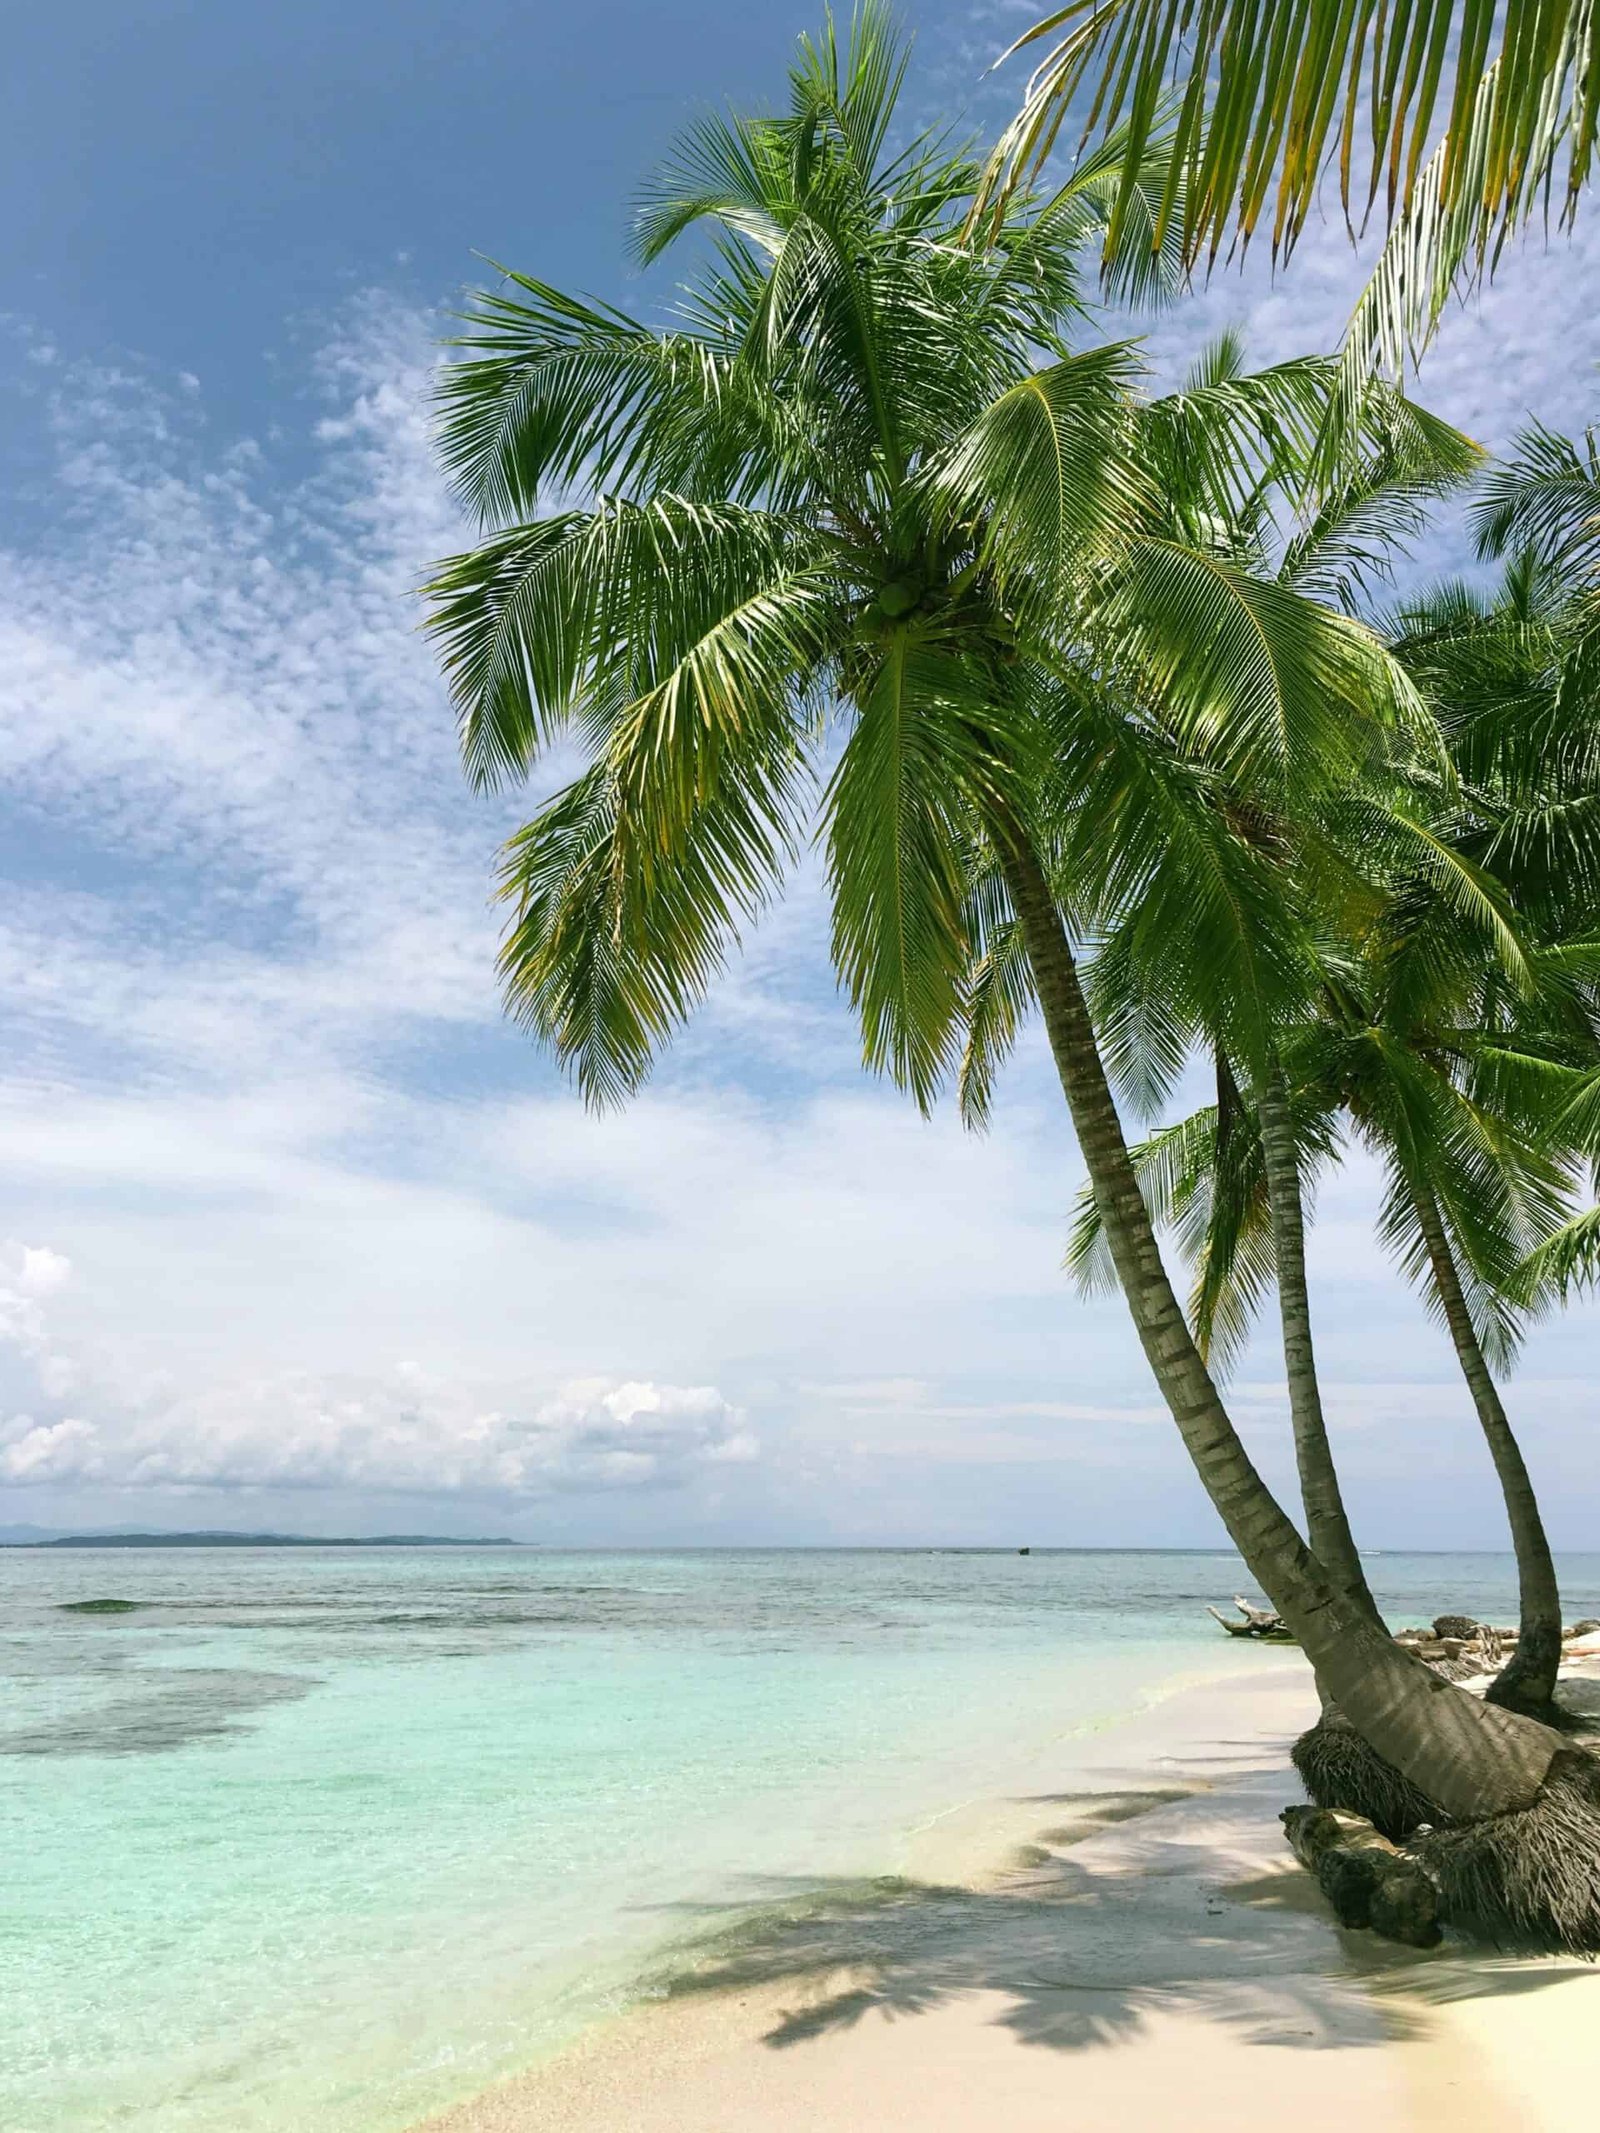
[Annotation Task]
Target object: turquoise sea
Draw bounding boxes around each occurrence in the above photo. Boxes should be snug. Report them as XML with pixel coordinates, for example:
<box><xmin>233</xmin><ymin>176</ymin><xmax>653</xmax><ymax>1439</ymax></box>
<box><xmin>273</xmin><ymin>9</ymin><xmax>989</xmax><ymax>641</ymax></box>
<box><xmin>4</xmin><ymin>1545</ymin><xmax>1598</xmax><ymax>2133</ymax></box>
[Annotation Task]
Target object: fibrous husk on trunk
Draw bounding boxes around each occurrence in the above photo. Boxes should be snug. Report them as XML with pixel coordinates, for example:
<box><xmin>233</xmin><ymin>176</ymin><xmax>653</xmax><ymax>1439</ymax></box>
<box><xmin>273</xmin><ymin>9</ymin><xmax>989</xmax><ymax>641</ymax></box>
<box><xmin>1291</xmin><ymin>1713</ymin><xmax>1438</xmax><ymax>1842</ymax></box>
<box><xmin>1291</xmin><ymin>1724</ymin><xmax>1600</xmax><ymax>1952</ymax></box>
<box><xmin>1414</xmin><ymin>1748</ymin><xmax>1600</xmax><ymax>1954</ymax></box>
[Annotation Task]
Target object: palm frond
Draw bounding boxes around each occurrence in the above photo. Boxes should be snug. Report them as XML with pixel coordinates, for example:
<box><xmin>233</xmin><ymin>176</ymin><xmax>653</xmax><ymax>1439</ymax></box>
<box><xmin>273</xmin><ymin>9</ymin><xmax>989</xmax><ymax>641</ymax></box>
<box><xmin>1328</xmin><ymin>55</ymin><xmax>1504</xmax><ymax>419</ymax></box>
<box><xmin>1139</xmin><ymin>352</ymin><xmax>1335</xmax><ymax>541</ymax></box>
<box><xmin>931</xmin><ymin>343</ymin><xmax>1148</xmax><ymax>591</ymax></box>
<box><xmin>1095</xmin><ymin>537</ymin><xmax>1427</xmax><ymax>793</ymax></box>
<box><xmin>1286</xmin><ymin>396</ymin><xmax>1483</xmax><ymax>613</ymax></box>
<box><xmin>978</xmin><ymin>2</ymin><xmax>1600</xmax><ymax>303</ymax></box>
<box><xmin>1520</xmin><ymin>1204</ymin><xmax>1600</xmax><ymax>1300</ymax></box>
<box><xmin>436</xmin><ymin>275</ymin><xmax>739</xmax><ymax>520</ymax></box>
<box><xmin>824</xmin><ymin>637</ymin><xmax>1002</xmax><ymax>1110</ymax></box>
<box><xmin>956</xmin><ymin>855</ymin><xmax>1033</xmax><ymax>1130</ymax></box>
<box><xmin>1064</xmin><ymin>1108</ymin><xmax>1224</xmax><ymax>1296</ymax></box>
<box><xmin>425</xmin><ymin>513</ymin><xmax>598</xmax><ymax>785</ymax></box>
<box><xmin>1062</xmin><ymin>1083</ymin><xmax>1294</xmax><ymax>1375</ymax></box>
<box><xmin>633</xmin><ymin>110</ymin><xmax>792</xmax><ymax>265</ymax></box>
<box><xmin>425</xmin><ymin>498</ymin><xmax>832</xmax><ymax>791</ymax></box>
<box><xmin>493</xmin><ymin>762</ymin><xmax>751</xmax><ymax>1107</ymax></box>
<box><xmin>1473</xmin><ymin>420</ymin><xmax>1600</xmax><ymax>581</ymax></box>
<box><xmin>1024</xmin><ymin>114</ymin><xmax>1195</xmax><ymax>308</ymax></box>
<box><xmin>1369</xmin><ymin>1034</ymin><xmax>1575</xmax><ymax>1369</ymax></box>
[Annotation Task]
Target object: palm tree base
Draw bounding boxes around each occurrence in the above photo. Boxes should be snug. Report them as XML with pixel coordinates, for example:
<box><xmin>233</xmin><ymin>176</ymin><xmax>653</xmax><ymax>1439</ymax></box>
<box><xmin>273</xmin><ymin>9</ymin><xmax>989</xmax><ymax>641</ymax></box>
<box><xmin>1293</xmin><ymin>1718</ymin><xmax>1600</xmax><ymax>1950</ymax></box>
<box><xmin>1485</xmin><ymin>1627</ymin><xmax>1566</xmax><ymax>1718</ymax></box>
<box><xmin>1292</xmin><ymin>1713</ymin><xmax>1438</xmax><ymax>1841</ymax></box>
<box><xmin>1415</xmin><ymin>1748</ymin><xmax>1600</xmax><ymax>1953</ymax></box>
<box><xmin>1483</xmin><ymin>1678</ymin><xmax>1561</xmax><ymax>1720</ymax></box>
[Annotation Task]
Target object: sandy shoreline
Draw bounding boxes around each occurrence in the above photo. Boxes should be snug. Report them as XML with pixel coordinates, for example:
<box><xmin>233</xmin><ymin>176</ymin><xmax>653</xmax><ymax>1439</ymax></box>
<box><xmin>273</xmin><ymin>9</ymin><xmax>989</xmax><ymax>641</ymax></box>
<box><xmin>419</xmin><ymin>1657</ymin><xmax>1600</xmax><ymax>2132</ymax></box>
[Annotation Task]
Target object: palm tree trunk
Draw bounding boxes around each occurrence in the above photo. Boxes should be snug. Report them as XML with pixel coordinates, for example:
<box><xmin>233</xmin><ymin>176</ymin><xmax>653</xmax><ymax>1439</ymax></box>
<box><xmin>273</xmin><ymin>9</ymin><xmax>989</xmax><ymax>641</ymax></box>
<box><xmin>994</xmin><ymin>826</ymin><xmax>1561</xmax><ymax>1817</ymax></box>
<box><xmin>1410</xmin><ymin>1177</ymin><xmax>1564</xmax><ymax>1711</ymax></box>
<box><xmin>1254</xmin><ymin>1063</ymin><xmax>1382</xmax><ymax>1624</ymax></box>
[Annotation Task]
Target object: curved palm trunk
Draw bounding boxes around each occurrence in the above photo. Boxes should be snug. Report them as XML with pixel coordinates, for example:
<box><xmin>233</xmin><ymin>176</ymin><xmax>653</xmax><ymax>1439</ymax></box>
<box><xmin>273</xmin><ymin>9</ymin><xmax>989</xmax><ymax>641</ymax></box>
<box><xmin>1255</xmin><ymin>1065</ymin><xmax>1382</xmax><ymax>1625</ymax></box>
<box><xmin>994</xmin><ymin>828</ymin><xmax>1560</xmax><ymax>1818</ymax></box>
<box><xmin>1410</xmin><ymin>1178</ymin><xmax>1564</xmax><ymax>1711</ymax></box>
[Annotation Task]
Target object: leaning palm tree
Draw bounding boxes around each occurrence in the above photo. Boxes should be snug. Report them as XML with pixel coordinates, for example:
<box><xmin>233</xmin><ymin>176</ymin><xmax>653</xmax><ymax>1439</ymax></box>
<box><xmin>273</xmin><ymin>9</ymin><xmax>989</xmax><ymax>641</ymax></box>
<box><xmin>1076</xmin><ymin>984</ymin><xmax>1581</xmax><ymax>1712</ymax></box>
<box><xmin>1067</xmin><ymin>540</ymin><xmax>1600</xmax><ymax>1714</ymax></box>
<box><xmin>427</xmin><ymin>7</ymin><xmax>1599</xmax><ymax>1939</ymax></box>
<box><xmin>1332</xmin><ymin>1003</ymin><xmax>1577</xmax><ymax>1715</ymax></box>
<box><xmin>1383</xmin><ymin>550</ymin><xmax>1600</xmax><ymax>1700</ymax></box>
<box><xmin>959</xmin><ymin>334</ymin><xmax>1484</xmax><ymax>1623</ymax></box>
<box><xmin>982</xmin><ymin>3</ymin><xmax>1600</xmax><ymax>386</ymax></box>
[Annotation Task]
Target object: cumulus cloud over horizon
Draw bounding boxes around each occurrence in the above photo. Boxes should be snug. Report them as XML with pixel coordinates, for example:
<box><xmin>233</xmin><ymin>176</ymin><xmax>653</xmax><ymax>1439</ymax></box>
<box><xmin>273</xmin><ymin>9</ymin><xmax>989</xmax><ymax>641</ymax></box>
<box><xmin>0</xmin><ymin>1237</ymin><xmax>755</xmax><ymax>1498</ymax></box>
<box><xmin>2</xmin><ymin>1366</ymin><xmax>756</xmax><ymax>1499</ymax></box>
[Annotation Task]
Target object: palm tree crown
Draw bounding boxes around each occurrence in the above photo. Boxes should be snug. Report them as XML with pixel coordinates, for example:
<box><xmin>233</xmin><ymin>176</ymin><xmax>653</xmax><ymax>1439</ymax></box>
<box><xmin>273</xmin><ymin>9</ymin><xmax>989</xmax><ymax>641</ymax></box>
<box><xmin>427</xmin><ymin>6</ymin><xmax>1429</xmax><ymax>1120</ymax></box>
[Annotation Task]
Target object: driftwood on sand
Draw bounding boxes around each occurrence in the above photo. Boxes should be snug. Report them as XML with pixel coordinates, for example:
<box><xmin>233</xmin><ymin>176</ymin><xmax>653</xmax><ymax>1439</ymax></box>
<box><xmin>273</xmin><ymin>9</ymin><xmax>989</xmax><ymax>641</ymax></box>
<box><xmin>1281</xmin><ymin>1804</ymin><xmax>1441</xmax><ymax>1947</ymax></box>
<box><xmin>1211</xmin><ymin>1601</ymin><xmax>1600</xmax><ymax>1673</ymax></box>
<box><xmin>1207</xmin><ymin>1595</ymin><xmax>1295</xmax><ymax>1641</ymax></box>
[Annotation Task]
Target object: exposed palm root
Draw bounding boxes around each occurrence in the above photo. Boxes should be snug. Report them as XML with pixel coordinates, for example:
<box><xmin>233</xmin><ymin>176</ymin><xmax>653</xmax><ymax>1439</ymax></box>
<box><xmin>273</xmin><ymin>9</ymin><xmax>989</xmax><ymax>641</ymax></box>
<box><xmin>1282</xmin><ymin>1805</ymin><xmax>1441</xmax><ymax>1947</ymax></box>
<box><xmin>1414</xmin><ymin>1748</ymin><xmax>1600</xmax><ymax>1954</ymax></box>
<box><xmin>1291</xmin><ymin>1714</ymin><xmax>1438</xmax><ymax>1842</ymax></box>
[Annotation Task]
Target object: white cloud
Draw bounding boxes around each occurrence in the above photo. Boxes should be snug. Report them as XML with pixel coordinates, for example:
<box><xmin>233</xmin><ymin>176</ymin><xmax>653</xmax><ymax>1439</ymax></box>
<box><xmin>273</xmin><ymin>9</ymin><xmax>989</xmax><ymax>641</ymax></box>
<box><xmin>0</xmin><ymin>297</ymin><xmax>510</xmax><ymax>1091</ymax></box>
<box><xmin>0</xmin><ymin>1355</ymin><xmax>752</xmax><ymax>1497</ymax></box>
<box><xmin>0</xmin><ymin>1237</ymin><xmax>753</xmax><ymax>1497</ymax></box>
<box><xmin>0</xmin><ymin>1240</ymin><xmax>73</xmax><ymax>1352</ymax></box>
<box><xmin>11</xmin><ymin>1243</ymin><xmax>71</xmax><ymax>1298</ymax></box>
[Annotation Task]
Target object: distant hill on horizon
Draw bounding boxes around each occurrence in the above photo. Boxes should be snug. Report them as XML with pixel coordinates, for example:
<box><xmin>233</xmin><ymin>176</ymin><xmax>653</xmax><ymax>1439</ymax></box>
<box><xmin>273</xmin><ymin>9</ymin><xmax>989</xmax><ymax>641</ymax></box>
<box><xmin>3</xmin><ymin>1529</ymin><xmax>525</xmax><ymax>1549</ymax></box>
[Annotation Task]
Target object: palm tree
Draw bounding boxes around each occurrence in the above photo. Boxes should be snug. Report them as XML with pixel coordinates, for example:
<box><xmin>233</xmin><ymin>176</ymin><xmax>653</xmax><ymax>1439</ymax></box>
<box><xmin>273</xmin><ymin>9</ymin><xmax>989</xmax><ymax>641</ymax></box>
<box><xmin>1078</xmin><ymin>984</ymin><xmax>1580</xmax><ymax>1709</ymax></box>
<box><xmin>1387</xmin><ymin>548</ymin><xmax>1600</xmax><ymax>1699</ymax></box>
<box><xmin>1151</xmin><ymin>372</ymin><xmax>1480</xmax><ymax>1628</ymax></box>
<box><xmin>1024</xmin><ymin>352</ymin><xmax>1480</xmax><ymax>1624</ymax></box>
<box><xmin>982</xmin><ymin>3</ymin><xmax>1600</xmax><ymax>385</ymax></box>
<box><xmin>1067</xmin><ymin>544</ymin><xmax>1600</xmax><ymax>1711</ymax></box>
<box><xmin>426</xmin><ymin>5</ymin><xmax>1573</xmax><ymax>1843</ymax></box>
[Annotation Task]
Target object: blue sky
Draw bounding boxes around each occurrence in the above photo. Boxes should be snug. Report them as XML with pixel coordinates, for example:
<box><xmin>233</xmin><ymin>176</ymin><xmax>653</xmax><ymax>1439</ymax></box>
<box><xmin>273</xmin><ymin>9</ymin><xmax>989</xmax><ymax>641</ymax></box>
<box><xmin>2</xmin><ymin>1</ymin><xmax>1599</xmax><ymax>1546</ymax></box>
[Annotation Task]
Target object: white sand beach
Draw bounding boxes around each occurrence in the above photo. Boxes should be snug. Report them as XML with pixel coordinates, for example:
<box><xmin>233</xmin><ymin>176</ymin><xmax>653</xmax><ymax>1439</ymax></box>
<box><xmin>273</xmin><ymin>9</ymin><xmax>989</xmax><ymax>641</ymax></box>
<box><xmin>421</xmin><ymin>1660</ymin><xmax>1600</xmax><ymax>2133</ymax></box>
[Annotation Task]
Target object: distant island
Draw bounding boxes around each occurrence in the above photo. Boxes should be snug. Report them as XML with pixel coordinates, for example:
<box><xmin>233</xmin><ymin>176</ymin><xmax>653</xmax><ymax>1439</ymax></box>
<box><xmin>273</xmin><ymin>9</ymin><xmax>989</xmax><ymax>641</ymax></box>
<box><xmin>6</xmin><ymin>1530</ymin><xmax>524</xmax><ymax>1549</ymax></box>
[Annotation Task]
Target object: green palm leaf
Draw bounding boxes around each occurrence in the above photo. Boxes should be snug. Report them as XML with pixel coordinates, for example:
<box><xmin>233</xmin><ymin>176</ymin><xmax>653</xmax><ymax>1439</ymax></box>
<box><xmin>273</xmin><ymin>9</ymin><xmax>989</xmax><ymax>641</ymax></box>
<box><xmin>931</xmin><ymin>344</ymin><xmax>1148</xmax><ymax>590</ymax></box>
<box><xmin>824</xmin><ymin>638</ymin><xmax>1003</xmax><ymax>1110</ymax></box>
<box><xmin>1521</xmin><ymin>1204</ymin><xmax>1600</xmax><ymax>1299</ymax></box>
<box><xmin>1095</xmin><ymin>537</ymin><xmax>1426</xmax><ymax>791</ymax></box>
<box><xmin>980</xmin><ymin>1</ymin><xmax>1599</xmax><ymax>312</ymax></box>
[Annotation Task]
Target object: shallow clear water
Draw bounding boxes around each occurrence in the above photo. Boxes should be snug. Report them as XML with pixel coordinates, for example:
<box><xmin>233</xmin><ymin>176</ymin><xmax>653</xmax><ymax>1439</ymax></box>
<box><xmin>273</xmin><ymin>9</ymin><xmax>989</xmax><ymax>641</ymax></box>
<box><xmin>3</xmin><ymin>1545</ymin><xmax>1597</xmax><ymax>2132</ymax></box>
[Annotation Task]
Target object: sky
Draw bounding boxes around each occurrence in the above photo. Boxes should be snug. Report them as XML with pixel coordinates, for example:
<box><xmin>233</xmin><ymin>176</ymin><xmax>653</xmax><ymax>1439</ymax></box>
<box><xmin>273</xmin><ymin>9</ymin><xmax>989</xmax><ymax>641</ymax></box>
<box><xmin>2</xmin><ymin>1</ymin><xmax>1598</xmax><ymax>1547</ymax></box>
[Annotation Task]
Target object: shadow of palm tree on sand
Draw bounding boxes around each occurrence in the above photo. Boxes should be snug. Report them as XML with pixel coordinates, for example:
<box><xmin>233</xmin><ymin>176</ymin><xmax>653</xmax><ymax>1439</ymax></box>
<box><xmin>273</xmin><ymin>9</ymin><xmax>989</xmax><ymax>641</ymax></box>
<box><xmin>639</xmin><ymin>1766</ymin><xmax>1591</xmax><ymax>2061</ymax></box>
